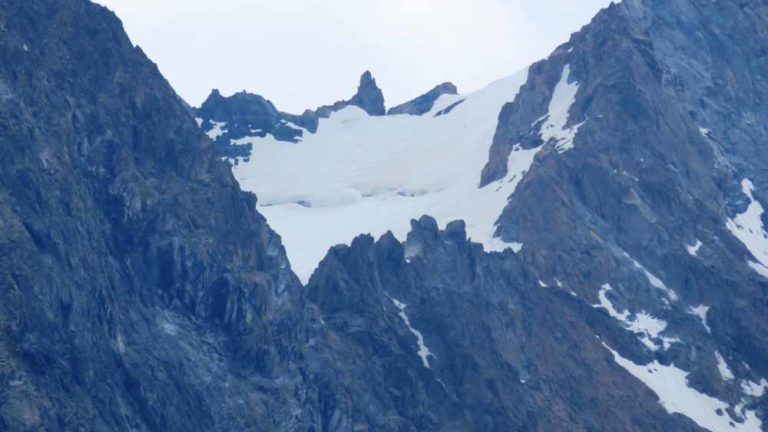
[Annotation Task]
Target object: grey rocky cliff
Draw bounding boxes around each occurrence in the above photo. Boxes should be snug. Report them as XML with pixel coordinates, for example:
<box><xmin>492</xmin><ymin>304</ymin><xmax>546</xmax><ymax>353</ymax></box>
<box><xmin>0</xmin><ymin>1</ymin><xmax>319</xmax><ymax>429</ymax></box>
<box><xmin>388</xmin><ymin>82</ymin><xmax>458</xmax><ymax>116</ymax></box>
<box><xmin>306</xmin><ymin>216</ymin><xmax>702</xmax><ymax>431</ymax></box>
<box><xmin>195</xmin><ymin>89</ymin><xmax>318</xmax><ymax>157</ymax></box>
<box><xmin>193</xmin><ymin>71</ymin><xmax>386</xmax><ymax>158</ymax></box>
<box><xmin>314</xmin><ymin>70</ymin><xmax>386</xmax><ymax>118</ymax></box>
<box><xmin>480</xmin><ymin>0</ymin><xmax>768</xmax><ymax>422</ymax></box>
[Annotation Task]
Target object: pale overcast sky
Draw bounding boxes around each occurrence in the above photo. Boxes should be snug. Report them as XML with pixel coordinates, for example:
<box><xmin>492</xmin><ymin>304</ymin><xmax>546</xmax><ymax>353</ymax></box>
<box><xmin>94</xmin><ymin>0</ymin><xmax>612</xmax><ymax>113</ymax></box>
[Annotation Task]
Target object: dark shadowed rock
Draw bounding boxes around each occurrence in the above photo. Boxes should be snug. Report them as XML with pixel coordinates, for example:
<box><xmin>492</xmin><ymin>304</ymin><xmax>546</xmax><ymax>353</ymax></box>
<box><xmin>388</xmin><ymin>82</ymin><xmax>458</xmax><ymax>116</ymax></box>
<box><xmin>195</xmin><ymin>89</ymin><xmax>318</xmax><ymax>156</ymax></box>
<box><xmin>479</xmin><ymin>0</ymin><xmax>768</xmax><ymax>422</ymax></box>
<box><xmin>315</xmin><ymin>71</ymin><xmax>386</xmax><ymax>118</ymax></box>
<box><xmin>193</xmin><ymin>72</ymin><xmax>385</xmax><ymax>160</ymax></box>
<box><xmin>305</xmin><ymin>218</ymin><xmax>701</xmax><ymax>431</ymax></box>
<box><xmin>0</xmin><ymin>1</ymin><xmax>325</xmax><ymax>429</ymax></box>
<box><xmin>349</xmin><ymin>70</ymin><xmax>386</xmax><ymax>116</ymax></box>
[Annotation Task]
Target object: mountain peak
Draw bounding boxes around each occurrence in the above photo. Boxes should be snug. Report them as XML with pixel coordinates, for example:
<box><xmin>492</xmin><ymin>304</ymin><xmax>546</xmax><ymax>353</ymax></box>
<box><xmin>350</xmin><ymin>70</ymin><xmax>386</xmax><ymax>116</ymax></box>
<box><xmin>360</xmin><ymin>70</ymin><xmax>375</xmax><ymax>85</ymax></box>
<box><xmin>312</xmin><ymin>70</ymin><xmax>386</xmax><ymax>118</ymax></box>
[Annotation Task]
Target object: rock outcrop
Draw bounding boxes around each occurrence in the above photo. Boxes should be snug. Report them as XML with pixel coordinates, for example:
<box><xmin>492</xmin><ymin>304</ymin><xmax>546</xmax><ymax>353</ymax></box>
<box><xmin>305</xmin><ymin>216</ymin><xmax>701</xmax><ymax>431</ymax></box>
<box><xmin>194</xmin><ymin>71</ymin><xmax>386</xmax><ymax>153</ymax></box>
<box><xmin>315</xmin><ymin>70</ymin><xmax>386</xmax><ymax>118</ymax></box>
<box><xmin>481</xmin><ymin>0</ymin><xmax>768</xmax><ymax>422</ymax></box>
<box><xmin>388</xmin><ymin>82</ymin><xmax>458</xmax><ymax>116</ymax></box>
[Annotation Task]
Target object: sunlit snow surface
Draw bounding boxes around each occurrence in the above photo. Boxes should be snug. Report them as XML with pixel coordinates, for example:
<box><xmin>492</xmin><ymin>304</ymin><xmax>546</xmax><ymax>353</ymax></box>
<box><xmin>231</xmin><ymin>69</ymin><xmax>533</xmax><ymax>282</ymax></box>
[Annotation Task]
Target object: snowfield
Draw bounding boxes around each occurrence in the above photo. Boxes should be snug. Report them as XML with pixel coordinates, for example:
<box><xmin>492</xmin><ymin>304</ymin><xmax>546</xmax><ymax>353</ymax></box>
<box><xmin>605</xmin><ymin>344</ymin><xmax>763</xmax><ymax>432</ymax></box>
<box><xmin>231</xmin><ymin>68</ymin><xmax>535</xmax><ymax>282</ymax></box>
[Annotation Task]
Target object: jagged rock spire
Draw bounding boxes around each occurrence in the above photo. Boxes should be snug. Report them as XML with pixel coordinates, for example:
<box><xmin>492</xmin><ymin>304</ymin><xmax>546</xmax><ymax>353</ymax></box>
<box><xmin>349</xmin><ymin>70</ymin><xmax>386</xmax><ymax>116</ymax></box>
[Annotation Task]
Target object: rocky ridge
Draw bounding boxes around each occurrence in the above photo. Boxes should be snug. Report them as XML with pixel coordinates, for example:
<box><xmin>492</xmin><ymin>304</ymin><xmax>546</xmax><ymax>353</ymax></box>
<box><xmin>388</xmin><ymin>82</ymin><xmax>458</xmax><ymax>116</ymax></box>
<box><xmin>1</xmin><ymin>0</ymin><xmax>768</xmax><ymax>431</ymax></box>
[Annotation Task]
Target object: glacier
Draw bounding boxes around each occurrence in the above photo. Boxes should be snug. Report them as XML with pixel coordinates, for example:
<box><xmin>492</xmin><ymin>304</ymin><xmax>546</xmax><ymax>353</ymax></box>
<box><xmin>230</xmin><ymin>69</ymin><xmax>534</xmax><ymax>282</ymax></box>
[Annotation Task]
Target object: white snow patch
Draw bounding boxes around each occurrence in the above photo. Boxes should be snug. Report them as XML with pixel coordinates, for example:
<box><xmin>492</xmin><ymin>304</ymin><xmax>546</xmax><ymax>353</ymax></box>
<box><xmin>699</xmin><ymin>127</ymin><xmax>712</xmax><ymax>138</ymax></box>
<box><xmin>161</xmin><ymin>322</ymin><xmax>178</xmax><ymax>336</ymax></box>
<box><xmin>748</xmin><ymin>260</ymin><xmax>768</xmax><ymax>278</ymax></box>
<box><xmin>686</xmin><ymin>240</ymin><xmax>703</xmax><ymax>257</ymax></box>
<box><xmin>115</xmin><ymin>332</ymin><xmax>126</xmax><ymax>354</ymax></box>
<box><xmin>553</xmin><ymin>278</ymin><xmax>577</xmax><ymax>296</ymax></box>
<box><xmin>538</xmin><ymin>280</ymin><xmax>549</xmax><ymax>288</ymax></box>
<box><xmin>624</xmin><ymin>253</ymin><xmax>679</xmax><ymax>301</ymax></box>
<box><xmin>726</xmin><ymin>179</ymin><xmax>768</xmax><ymax>278</ymax></box>
<box><xmin>688</xmin><ymin>305</ymin><xmax>711</xmax><ymax>333</ymax></box>
<box><xmin>206</xmin><ymin>120</ymin><xmax>227</xmax><ymax>141</ymax></box>
<box><xmin>596</xmin><ymin>284</ymin><xmax>629</xmax><ymax>321</ymax></box>
<box><xmin>605</xmin><ymin>344</ymin><xmax>764</xmax><ymax>432</ymax></box>
<box><xmin>158</xmin><ymin>317</ymin><xmax>179</xmax><ymax>336</ymax></box>
<box><xmin>741</xmin><ymin>379</ymin><xmax>768</xmax><ymax>398</ymax></box>
<box><xmin>594</xmin><ymin>284</ymin><xmax>679</xmax><ymax>351</ymax></box>
<box><xmin>539</xmin><ymin>64</ymin><xmax>584</xmax><ymax>153</ymax></box>
<box><xmin>715</xmin><ymin>351</ymin><xmax>735</xmax><ymax>381</ymax></box>
<box><xmin>231</xmin><ymin>69</ymin><xmax>535</xmax><ymax>282</ymax></box>
<box><xmin>389</xmin><ymin>296</ymin><xmax>434</xmax><ymax>369</ymax></box>
<box><xmin>195</xmin><ymin>117</ymin><xmax>203</xmax><ymax>127</ymax></box>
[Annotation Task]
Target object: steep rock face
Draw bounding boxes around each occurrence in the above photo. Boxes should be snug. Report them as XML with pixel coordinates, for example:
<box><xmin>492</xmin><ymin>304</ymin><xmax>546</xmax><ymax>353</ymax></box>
<box><xmin>306</xmin><ymin>217</ymin><xmax>701</xmax><ymax>431</ymax></box>
<box><xmin>481</xmin><ymin>0</ymin><xmax>768</xmax><ymax>424</ymax></box>
<box><xmin>388</xmin><ymin>82</ymin><xmax>458</xmax><ymax>116</ymax></box>
<box><xmin>195</xmin><ymin>89</ymin><xmax>317</xmax><ymax>156</ymax></box>
<box><xmin>0</xmin><ymin>1</ymin><xmax>318</xmax><ymax>430</ymax></box>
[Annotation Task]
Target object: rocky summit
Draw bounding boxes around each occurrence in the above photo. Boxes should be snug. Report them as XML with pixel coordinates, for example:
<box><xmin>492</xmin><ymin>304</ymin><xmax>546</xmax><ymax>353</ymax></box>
<box><xmin>388</xmin><ymin>82</ymin><xmax>459</xmax><ymax>116</ymax></box>
<box><xmin>1</xmin><ymin>0</ymin><xmax>768</xmax><ymax>431</ymax></box>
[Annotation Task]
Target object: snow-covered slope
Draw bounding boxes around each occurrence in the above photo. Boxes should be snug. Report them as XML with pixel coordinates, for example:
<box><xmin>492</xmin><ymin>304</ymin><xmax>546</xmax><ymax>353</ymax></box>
<box><xmin>230</xmin><ymin>69</ymin><xmax>532</xmax><ymax>282</ymax></box>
